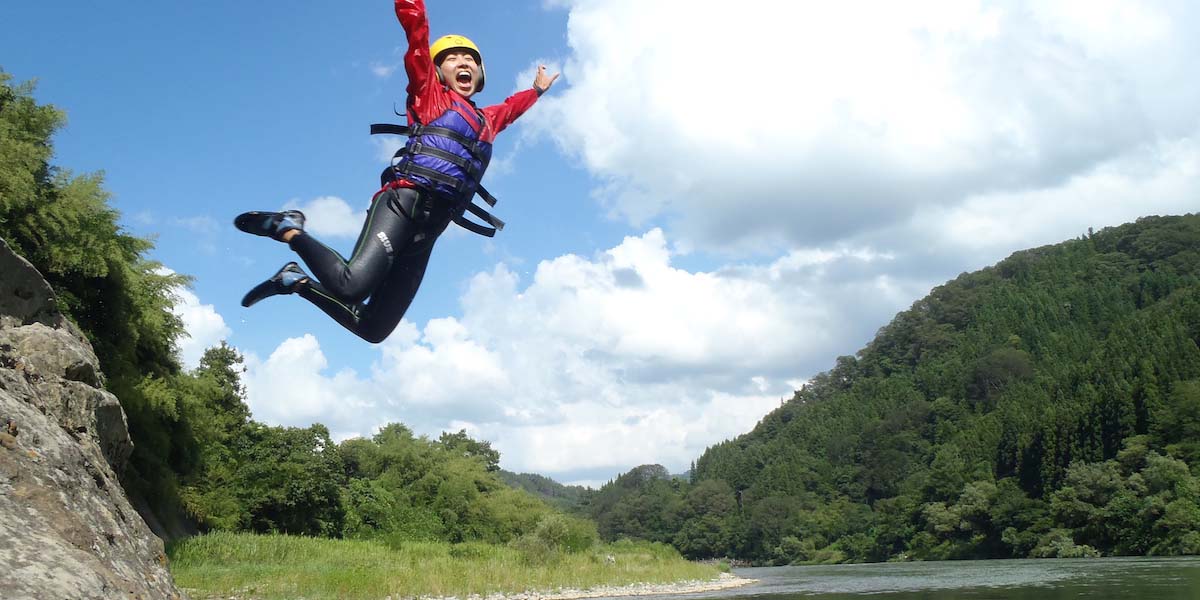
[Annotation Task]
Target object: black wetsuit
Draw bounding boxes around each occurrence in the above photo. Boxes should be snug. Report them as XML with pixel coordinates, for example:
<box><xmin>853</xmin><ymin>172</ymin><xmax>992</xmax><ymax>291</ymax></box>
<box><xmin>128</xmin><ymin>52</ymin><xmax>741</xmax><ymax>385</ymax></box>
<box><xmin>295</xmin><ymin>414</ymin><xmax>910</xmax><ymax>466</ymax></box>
<box><xmin>288</xmin><ymin>187</ymin><xmax>450</xmax><ymax>343</ymax></box>
<box><xmin>265</xmin><ymin>0</ymin><xmax>543</xmax><ymax>343</ymax></box>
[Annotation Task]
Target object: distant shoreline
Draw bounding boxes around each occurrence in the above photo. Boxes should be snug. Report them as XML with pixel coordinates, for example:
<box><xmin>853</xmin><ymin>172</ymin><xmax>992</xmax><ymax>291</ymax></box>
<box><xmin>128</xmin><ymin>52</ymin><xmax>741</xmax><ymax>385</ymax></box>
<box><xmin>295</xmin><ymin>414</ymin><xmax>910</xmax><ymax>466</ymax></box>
<box><xmin>421</xmin><ymin>573</ymin><xmax>757</xmax><ymax>600</ymax></box>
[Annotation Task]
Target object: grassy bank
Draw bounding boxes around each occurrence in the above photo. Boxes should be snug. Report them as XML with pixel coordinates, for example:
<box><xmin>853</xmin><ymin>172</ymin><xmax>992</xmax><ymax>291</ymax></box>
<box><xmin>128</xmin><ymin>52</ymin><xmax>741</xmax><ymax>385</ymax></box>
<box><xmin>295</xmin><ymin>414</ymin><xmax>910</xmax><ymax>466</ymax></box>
<box><xmin>168</xmin><ymin>532</ymin><xmax>721</xmax><ymax>600</ymax></box>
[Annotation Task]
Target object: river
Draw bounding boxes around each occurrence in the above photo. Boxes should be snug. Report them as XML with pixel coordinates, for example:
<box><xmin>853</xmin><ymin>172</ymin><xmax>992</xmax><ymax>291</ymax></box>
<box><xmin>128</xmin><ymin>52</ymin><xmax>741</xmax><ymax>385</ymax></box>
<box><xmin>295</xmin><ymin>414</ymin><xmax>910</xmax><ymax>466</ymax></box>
<box><xmin>668</xmin><ymin>557</ymin><xmax>1200</xmax><ymax>599</ymax></box>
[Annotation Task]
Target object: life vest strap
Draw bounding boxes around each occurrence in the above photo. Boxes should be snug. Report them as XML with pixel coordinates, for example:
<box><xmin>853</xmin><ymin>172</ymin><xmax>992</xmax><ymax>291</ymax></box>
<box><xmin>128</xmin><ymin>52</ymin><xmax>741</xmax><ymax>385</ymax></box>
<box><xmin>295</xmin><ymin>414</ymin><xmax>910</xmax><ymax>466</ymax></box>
<box><xmin>393</xmin><ymin>160</ymin><xmax>471</xmax><ymax>195</ymax></box>
<box><xmin>450</xmin><ymin>202</ymin><xmax>505</xmax><ymax>237</ymax></box>
<box><xmin>371</xmin><ymin>123</ymin><xmax>485</xmax><ymax>161</ymax></box>
<box><xmin>399</xmin><ymin>142</ymin><xmax>482</xmax><ymax>180</ymax></box>
<box><xmin>371</xmin><ymin>121</ymin><xmax>504</xmax><ymax>237</ymax></box>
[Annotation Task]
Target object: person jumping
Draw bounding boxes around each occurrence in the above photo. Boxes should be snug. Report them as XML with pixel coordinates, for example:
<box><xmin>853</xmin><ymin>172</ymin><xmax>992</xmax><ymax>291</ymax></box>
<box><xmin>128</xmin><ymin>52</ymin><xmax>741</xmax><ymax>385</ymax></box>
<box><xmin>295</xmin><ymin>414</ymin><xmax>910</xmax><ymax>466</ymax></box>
<box><xmin>234</xmin><ymin>0</ymin><xmax>558</xmax><ymax>343</ymax></box>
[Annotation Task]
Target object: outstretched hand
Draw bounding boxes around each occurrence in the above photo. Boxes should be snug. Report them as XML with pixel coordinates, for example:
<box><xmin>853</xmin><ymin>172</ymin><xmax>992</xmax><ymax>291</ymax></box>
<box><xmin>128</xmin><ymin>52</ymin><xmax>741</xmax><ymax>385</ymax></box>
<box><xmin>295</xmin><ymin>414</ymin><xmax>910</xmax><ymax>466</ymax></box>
<box><xmin>533</xmin><ymin>64</ymin><xmax>560</xmax><ymax>94</ymax></box>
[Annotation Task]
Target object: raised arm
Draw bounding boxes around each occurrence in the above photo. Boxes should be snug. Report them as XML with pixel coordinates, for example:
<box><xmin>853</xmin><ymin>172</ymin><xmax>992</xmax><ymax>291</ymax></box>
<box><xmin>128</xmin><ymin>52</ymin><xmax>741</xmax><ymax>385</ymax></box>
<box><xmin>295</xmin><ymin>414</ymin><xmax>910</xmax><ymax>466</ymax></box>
<box><xmin>482</xmin><ymin>64</ymin><xmax>560</xmax><ymax>138</ymax></box>
<box><xmin>394</xmin><ymin>0</ymin><xmax>437</xmax><ymax>104</ymax></box>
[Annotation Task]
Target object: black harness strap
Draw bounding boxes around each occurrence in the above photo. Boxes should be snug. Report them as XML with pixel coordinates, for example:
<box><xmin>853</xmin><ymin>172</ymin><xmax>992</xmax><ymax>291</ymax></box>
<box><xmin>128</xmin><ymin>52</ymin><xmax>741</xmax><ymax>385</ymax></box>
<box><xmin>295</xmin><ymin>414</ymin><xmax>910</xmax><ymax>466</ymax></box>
<box><xmin>452</xmin><ymin>212</ymin><xmax>502</xmax><ymax>237</ymax></box>
<box><xmin>464</xmin><ymin>201</ymin><xmax>505</xmax><ymax>230</ymax></box>
<box><xmin>371</xmin><ymin>123</ymin><xmax>487</xmax><ymax>161</ymax></box>
<box><xmin>371</xmin><ymin>122</ymin><xmax>505</xmax><ymax>237</ymax></box>
<box><xmin>476</xmin><ymin>185</ymin><xmax>498</xmax><ymax>207</ymax></box>
<box><xmin>400</xmin><ymin>142</ymin><xmax>483</xmax><ymax>180</ymax></box>
<box><xmin>393</xmin><ymin>160</ymin><xmax>467</xmax><ymax>192</ymax></box>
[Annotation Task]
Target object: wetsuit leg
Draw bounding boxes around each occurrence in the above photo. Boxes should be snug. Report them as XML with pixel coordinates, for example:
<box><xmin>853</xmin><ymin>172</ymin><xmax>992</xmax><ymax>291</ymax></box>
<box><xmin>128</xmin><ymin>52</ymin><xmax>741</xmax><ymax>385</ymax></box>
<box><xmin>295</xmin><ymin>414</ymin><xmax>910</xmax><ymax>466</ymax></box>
<box><xmin>287</xmin><ymin>187</ymin><xmax>424</xmax><ymax>303</ymax></box>
<box><xmin>293</xmin><ymin>199</ymin><xmax>450</xmax><ymax>343</ymax></box>
<box><xmin>294</xmin><ymin>239</ymin><xmax>437</xmax><ymax>343</ymax></box>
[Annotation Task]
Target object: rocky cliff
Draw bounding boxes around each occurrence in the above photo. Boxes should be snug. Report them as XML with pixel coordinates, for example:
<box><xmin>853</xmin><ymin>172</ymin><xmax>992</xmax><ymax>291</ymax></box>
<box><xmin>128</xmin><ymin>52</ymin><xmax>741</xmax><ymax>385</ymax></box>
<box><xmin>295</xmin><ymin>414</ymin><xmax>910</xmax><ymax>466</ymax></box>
<box><xmin>0</xmin><ymin>237</ymin><xmax>183</xmax><ymax>599</ymax></box>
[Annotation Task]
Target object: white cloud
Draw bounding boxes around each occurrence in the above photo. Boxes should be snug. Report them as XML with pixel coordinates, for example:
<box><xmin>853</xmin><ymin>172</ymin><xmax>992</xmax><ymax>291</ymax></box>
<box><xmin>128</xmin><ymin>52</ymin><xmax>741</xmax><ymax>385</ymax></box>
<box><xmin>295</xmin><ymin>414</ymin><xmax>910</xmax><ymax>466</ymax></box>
<box><xmin>167</xmin><ymin>282</ymin><xmax>231</xmax><ymax>370</ymax></box>
<box><xmin>235</xmin><ymin>0</ymin><xmax>1200</xmax><ymax>486</ymax></box>
<box><xmin>527</xmin><ymin>0</ymin><xmax>1200</xmax><ymax>256</ymax></box>
<box><xmin>242</xmin><ymin>229</ymin><xmax>928</xmax><ymax>482</ymax></box>
<box><xmin>889</xmin><ymin>131</ymin><xmax>1200</xmax><ymax>265</ymax></box>
<box><xmin>241</xmin><ymin>335</ymin><xmax>378</xmax><ymax>433</ymax></box>
<box><xmin>461</xmin><ymin>229</ymin><xmax>855</xmax><ymax>374</ymax></box>
<box><xmin>283</xmin><ymin>195</ymin><xmax>368</xmax><ymax>239</ymax></box>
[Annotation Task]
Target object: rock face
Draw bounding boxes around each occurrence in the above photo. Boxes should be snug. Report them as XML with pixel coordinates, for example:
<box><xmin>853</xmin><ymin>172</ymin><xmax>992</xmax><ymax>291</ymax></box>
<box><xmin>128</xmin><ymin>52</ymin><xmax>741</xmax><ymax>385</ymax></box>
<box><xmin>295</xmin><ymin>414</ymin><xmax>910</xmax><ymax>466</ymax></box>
<box><xmin>0</xmin><ymin>237</ymin><xmax>183</xmax><ymax>599</ymax></box>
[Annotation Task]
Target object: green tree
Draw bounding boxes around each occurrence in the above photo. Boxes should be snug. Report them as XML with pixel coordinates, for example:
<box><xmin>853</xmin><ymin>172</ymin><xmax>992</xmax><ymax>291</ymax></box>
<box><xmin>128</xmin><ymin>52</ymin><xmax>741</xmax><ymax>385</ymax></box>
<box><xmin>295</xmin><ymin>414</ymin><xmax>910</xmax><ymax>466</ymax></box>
<box><xmin>177</xmin><ymin>344</ymin><xmax>256</xmax><ymax>530</ymax></box>
<box><xmin>1153</xmin><ymin>380</ymin><xmax>1200</xmax><ymax>465</ymax></box>
<box><xmin>589</xmin><ymin>464</ymin><xmax>685</xmax><ymax>543</ymax></box>
<box><xmin>1</xmin><ymin>70</ymin><xmax>196</xmax><ymax>527</ymax></box>
<box><xmin>439</xmin><ymin>429</ymin><xmax>501</xmax><ymax>472</ymax></box>
<box><xmin>342</xmin><ymin>479</ymin><xmax>401</xmax><ymax>538</ymax></box>
<box><xmin>672</xmin><ymin>480</ymin><xmax>739</xmax><ymax>558</ymax></box>
<box><xmin>235</xmin><ymin>423</ymin><xmax>347</xmax><ymax>536</ymax></box>
<box><xmin>968</xmin><ymin>347</ymin><xmax>1034</xmax><ymax>409</ymax></box>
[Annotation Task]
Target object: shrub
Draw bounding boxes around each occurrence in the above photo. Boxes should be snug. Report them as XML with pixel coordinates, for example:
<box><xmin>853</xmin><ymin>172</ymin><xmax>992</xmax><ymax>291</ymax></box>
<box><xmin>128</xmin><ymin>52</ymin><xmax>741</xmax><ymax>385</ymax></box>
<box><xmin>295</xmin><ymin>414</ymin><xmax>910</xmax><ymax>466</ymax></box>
<box><xmin>1030</xmin><ymin>529</ymin><xmax>1100</xmax><ymax>558</ymax></box>
<box><xmin>534</xmin><ymin>513</ymin><xmax>599</xmax><ymax>553</ymax></box>
<box><xmin>510</xmin><ymin>513</ymin><xmax>600</xmax><ymax>565</ymax></box>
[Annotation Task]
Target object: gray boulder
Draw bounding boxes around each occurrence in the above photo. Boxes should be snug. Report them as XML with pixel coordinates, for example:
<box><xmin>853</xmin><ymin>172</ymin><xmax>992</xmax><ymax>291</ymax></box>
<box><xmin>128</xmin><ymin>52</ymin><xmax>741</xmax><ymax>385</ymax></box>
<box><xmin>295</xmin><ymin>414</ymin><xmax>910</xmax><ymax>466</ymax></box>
<box><xmin>0</xmin><ymin>237</ymin><xmax>87</xmax><ymax>340</ymax></box>
<box><xmin>0</xmin><ymin>238</ymin><xmax>183</xmax><ymax>599</ymax></box>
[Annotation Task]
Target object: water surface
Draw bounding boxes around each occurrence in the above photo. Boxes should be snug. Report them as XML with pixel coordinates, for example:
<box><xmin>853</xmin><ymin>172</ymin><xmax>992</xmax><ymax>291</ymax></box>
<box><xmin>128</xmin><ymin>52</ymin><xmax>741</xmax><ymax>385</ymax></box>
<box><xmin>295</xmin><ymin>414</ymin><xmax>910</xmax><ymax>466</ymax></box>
<box><xmin>669</xmin><ymin>557</ymin><xmax>1200</xmax><ymax>599</ymax></box>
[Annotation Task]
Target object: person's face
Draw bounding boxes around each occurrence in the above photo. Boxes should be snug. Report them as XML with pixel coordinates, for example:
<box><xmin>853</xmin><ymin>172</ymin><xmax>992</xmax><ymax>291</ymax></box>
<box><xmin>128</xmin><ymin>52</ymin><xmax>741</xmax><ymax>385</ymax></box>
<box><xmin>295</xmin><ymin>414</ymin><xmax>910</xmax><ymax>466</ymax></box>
<box><xmin>438</xmin><ymin>51</ymin><xmax>480</xmax><ymax>98</ymax></box>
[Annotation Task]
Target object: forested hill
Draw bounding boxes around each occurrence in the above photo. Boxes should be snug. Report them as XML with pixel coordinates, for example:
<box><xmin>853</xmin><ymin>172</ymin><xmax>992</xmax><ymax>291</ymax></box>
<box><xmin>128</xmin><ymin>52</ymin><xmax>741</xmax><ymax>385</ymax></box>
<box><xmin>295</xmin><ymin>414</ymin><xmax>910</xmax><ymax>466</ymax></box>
<box><xmin>589</xmin><ymin>214</ymin><xmax>1200</xmax><ymax>563</ymax></box>
<box><xmin>696</xmin><ymin>214</ymin><xmax>1200</xmax><ymax>560</ymax></box>
<box><xmin>498</xmin><ymin>470</ymin><xmax>592</xmax><ymax>513</ymax></box>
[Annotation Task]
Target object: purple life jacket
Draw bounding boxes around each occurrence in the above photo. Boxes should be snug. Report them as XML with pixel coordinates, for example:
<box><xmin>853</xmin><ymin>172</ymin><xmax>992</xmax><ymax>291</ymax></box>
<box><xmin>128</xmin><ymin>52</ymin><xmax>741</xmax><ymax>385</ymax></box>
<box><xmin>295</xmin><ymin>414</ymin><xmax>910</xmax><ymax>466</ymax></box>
<box><xmin>371</xmin><ymin>98</ymin><xmax>505</xmax><ymax>237</ymax></box>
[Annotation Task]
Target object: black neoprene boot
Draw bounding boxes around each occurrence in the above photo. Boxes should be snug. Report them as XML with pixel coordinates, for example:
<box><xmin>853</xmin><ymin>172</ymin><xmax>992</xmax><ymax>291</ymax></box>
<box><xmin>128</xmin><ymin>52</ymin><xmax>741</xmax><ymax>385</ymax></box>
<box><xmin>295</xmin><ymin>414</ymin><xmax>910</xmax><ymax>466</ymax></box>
<box><xmin>241</xmin><ymin>262</ymin><xmax>309</xmax><ymax>307</ymax></box>
<box><xmin>234</xmin><ymin>210</ymin><xmax>306</xmax><ymax>241</ymax></box>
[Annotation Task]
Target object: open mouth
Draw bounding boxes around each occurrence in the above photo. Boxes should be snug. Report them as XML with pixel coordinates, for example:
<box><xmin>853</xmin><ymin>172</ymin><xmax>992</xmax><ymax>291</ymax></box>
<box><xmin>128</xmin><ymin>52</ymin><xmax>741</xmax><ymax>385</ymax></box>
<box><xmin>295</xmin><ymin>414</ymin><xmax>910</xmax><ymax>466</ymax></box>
<box><xmin>456</xmin><ymin>71</ymin><xmax>473</xmax><ymax>85</ymax></box>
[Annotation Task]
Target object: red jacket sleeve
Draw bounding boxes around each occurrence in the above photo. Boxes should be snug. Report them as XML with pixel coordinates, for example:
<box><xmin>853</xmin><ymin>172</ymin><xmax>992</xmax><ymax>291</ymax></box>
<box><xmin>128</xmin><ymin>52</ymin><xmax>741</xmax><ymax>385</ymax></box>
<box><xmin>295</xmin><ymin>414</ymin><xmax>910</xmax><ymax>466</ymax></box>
<box><xmin>480</xmin><ymin>88</ymin><xmax>541</xmax><ymax>142</ymax></box>
<box><xmin>395</xmin><ymin>0</ymin><xmax>540</xmax><ymax>140</ymax></box>
<box><xmin>394</xmin><ymin>0</ymin><xmax>438</xmax><ymax>122</ymax></box>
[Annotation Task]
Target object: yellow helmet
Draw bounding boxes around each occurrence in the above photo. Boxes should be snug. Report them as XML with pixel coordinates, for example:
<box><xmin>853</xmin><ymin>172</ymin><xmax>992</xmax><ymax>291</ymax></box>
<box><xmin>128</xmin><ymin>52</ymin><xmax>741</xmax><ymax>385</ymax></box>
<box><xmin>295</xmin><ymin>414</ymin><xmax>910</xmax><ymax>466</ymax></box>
<box><xmin>430</xmin><ymin>34</ymin><xmax>485</xmax><ymax>92</ymax></box>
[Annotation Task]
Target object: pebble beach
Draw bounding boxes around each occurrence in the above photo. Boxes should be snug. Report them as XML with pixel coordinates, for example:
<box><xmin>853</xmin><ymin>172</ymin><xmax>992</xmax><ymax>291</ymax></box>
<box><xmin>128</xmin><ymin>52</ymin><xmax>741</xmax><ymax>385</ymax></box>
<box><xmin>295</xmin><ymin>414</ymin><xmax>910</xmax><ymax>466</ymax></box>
<box><xmin>417</xmin><ymin>572</ymin><xmax>757</xmax><ymax>600</ymax></box>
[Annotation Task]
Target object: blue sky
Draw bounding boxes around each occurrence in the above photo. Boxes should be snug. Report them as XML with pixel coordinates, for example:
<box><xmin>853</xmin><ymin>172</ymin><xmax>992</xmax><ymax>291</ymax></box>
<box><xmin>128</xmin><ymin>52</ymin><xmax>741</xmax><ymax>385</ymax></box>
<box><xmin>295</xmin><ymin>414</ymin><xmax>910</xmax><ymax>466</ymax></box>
<box><xmin>5</xmin><ymin>1</ymin><xmax>1199</xmax><ymax>487</ymax></box>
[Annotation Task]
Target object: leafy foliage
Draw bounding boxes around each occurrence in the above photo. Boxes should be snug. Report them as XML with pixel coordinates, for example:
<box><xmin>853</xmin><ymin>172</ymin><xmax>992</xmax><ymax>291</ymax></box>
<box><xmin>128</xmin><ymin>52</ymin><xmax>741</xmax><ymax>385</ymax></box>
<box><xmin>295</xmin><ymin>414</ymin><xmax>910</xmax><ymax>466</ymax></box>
<box><xmin>590</xmin><ymin>215</ymin><xmax>1200</xmax><ymax>563</ymax></box>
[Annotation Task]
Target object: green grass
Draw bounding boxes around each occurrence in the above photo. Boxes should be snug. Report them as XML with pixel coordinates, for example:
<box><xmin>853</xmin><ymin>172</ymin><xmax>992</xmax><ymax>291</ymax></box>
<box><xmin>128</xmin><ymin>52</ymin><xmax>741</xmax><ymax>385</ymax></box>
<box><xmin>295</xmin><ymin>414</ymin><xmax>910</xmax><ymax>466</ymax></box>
<box><xmin>168</xmin><ymin>532</ymin><xmax>720</xmax><ymax>600</ymax></box>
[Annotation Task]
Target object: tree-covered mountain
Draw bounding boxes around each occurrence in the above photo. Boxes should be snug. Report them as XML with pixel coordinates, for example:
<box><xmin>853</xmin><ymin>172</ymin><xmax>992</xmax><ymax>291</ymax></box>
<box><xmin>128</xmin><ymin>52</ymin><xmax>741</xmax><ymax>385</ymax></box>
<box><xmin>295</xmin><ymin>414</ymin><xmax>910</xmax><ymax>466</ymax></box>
<box><xmin>498</xmin><ymin>470</ymin><xmax>593</xmax><ymax>513</ymax></box>
<box><xmin>590</xmin><ymin>214</ymin><xmax>1200</xmax><ymax>563</ymax></box>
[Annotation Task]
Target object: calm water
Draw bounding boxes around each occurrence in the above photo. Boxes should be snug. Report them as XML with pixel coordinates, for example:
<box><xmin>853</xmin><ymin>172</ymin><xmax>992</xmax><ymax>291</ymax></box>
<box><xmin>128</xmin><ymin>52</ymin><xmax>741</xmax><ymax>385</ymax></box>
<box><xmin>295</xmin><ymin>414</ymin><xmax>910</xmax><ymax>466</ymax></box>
<box><xmin>667</xmin><ymin>557</ymin><xmax>1200</xmax><ymax>599</ymax></box>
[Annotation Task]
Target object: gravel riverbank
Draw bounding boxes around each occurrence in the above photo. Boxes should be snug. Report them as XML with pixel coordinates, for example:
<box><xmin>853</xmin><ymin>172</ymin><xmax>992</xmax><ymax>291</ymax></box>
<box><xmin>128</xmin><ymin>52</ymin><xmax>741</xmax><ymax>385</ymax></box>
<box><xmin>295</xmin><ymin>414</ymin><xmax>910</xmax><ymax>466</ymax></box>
<box><xmin>184</xmin><ymin>571</ymin><xmax>758</xmax><ymax>600</ymax></box>
<box><xmin>418</xmin><ymin>572</ymin><xmax>757</xmax><ymax>600</ymax></box>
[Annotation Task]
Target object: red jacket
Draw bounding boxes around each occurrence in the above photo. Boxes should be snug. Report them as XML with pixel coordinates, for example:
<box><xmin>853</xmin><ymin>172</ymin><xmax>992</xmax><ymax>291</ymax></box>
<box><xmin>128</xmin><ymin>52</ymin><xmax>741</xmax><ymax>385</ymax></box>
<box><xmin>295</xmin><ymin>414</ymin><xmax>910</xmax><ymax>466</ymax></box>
<box><xmin>394</xmin><ymin>0</ymin><xmax>540</xmax><ymax>146</ymax></box>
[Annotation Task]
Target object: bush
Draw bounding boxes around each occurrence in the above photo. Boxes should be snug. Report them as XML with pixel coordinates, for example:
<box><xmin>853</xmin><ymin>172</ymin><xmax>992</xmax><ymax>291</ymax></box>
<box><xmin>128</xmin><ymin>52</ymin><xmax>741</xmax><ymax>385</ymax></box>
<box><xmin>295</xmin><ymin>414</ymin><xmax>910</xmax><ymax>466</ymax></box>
<box><xmin>510</xmin><ymin>513</ymin><xmax>600</xmax><ymax>565</ymax></box>
<box><xmin>534</xmin><ymin>513</ymin><xmax>599</xmax><ymax>553</ymax></box>
<box><xmin>342</xmin><ymin>479</ymin><xmax>399</xmax><ymax>538</ymax></box>
<box><xmin>1030</xmin><ymin>529</ymin><xmax>1100</xmax><ymax>558</ymax></box>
